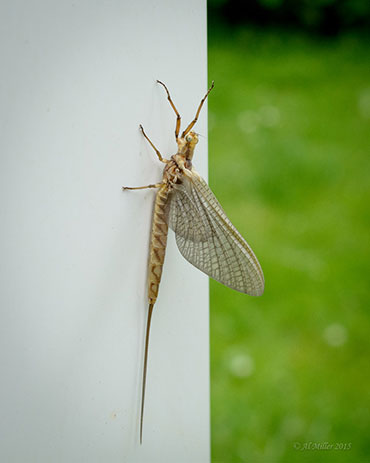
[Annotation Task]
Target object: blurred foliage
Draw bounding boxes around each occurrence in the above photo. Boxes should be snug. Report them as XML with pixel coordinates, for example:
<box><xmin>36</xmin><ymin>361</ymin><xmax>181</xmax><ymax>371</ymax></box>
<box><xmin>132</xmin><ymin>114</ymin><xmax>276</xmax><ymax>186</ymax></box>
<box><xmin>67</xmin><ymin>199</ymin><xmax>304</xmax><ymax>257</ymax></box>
<box><xmin>208</xmin><ymin>27</ymin><xmax>370</xmax><ymax>463</ymax></box>
<box><xmin>208</xmin><ymin>0</ymin><xmax>370</xmax><ymax>35</ymax></box>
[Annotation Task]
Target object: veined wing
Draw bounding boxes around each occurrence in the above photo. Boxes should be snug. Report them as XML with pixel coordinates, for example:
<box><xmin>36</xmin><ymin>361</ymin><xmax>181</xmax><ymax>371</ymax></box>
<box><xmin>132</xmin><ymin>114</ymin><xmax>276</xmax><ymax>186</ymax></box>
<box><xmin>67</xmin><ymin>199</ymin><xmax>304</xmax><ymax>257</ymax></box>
<box><xmin>167</xmin><ymin>169</ymin><xmax>264</xmax><ymax>296</ymax></box>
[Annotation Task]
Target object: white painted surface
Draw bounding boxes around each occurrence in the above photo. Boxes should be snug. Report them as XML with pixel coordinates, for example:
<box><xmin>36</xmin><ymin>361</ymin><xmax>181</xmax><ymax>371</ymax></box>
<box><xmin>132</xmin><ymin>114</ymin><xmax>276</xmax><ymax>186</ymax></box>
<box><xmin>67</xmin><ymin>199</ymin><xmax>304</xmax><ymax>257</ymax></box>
<box><xmin>0</xmin><ymin>1</ymin><xmax>209</xmax><ymax>462</ymax></box>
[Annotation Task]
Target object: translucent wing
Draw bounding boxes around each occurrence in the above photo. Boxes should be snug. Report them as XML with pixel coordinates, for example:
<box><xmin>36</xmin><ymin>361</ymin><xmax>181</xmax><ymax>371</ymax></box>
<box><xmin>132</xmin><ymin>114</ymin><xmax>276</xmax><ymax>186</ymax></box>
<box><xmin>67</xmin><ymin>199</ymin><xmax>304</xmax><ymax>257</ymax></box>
<box><xmin>167</xmin><ymin>170</ymin><xmax>264</xmax><ymax>296</ymax></box>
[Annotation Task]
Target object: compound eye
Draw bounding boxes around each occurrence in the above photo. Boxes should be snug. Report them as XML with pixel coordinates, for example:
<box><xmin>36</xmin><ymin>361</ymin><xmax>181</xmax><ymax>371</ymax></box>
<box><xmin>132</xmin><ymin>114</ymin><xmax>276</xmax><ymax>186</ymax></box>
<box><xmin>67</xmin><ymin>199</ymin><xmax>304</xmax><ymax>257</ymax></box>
<box><xmin>186</xmin><ymin>135</ymin><xmax>192</xmax><ymax>142</ymax></box>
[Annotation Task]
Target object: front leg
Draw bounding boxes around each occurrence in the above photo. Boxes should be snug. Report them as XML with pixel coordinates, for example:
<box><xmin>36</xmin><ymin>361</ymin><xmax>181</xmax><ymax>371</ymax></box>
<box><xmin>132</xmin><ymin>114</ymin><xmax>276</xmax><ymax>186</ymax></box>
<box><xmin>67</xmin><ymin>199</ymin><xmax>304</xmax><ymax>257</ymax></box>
<box><xmin>182</xmin><ymin>81</ymin><xmax>214</xmax><ymax>136</ymax></box>
<box><xmin>157</xmin><ymin>80</ymin><xmax>181</xmax><ymax>140</ymax></box>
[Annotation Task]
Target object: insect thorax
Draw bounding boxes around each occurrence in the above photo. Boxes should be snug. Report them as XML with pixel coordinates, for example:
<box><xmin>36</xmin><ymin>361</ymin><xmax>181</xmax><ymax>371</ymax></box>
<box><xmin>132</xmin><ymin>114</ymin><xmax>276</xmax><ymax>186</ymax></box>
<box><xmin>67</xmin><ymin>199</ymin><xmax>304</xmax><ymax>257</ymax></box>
<box><xmin>163</xmin><ymin>131</ymin><xmax>197</xmax><ymax>186</ymax></box>
<box><xmin>163</xmin><ymin>158</ymin><xmax>182</xmax><ymax>186</ymax></box>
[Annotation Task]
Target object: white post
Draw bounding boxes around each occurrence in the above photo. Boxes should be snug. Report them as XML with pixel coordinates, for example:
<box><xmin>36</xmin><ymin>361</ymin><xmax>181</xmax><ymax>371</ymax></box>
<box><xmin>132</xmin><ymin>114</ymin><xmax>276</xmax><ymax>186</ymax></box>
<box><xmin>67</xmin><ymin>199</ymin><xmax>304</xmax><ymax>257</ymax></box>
<box><xmin>0</xmin><ymin>1</ymin><xmax>209</xmax><ymax>462</ymax></box>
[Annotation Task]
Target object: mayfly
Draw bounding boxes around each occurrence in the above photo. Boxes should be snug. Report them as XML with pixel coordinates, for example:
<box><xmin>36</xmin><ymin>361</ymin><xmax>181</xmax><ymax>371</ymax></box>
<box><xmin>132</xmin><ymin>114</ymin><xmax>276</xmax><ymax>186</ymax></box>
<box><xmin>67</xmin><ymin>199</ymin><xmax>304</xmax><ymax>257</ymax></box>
<box><xmin>122</xmin><ymin>80</ymin><xmax>264</xmax><ymax>444</ymax></box>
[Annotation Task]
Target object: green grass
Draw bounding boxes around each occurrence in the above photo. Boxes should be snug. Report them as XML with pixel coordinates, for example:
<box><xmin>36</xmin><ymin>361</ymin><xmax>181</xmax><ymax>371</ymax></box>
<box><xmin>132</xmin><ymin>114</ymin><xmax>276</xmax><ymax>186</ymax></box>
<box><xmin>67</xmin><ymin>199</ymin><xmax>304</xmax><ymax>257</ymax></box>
<box><xmin>208</xmin><ymin>28</ymin><xmax>370</xmax><ymax>463</ymax></box>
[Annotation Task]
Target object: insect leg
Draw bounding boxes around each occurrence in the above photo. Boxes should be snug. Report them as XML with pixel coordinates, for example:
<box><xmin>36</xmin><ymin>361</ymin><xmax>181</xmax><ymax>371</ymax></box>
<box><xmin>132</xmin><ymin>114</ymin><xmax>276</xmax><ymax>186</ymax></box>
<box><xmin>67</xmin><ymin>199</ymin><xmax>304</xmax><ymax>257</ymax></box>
<box><xmin>182</xmin><ymin>81</ymin><xmax>215</xmax><ymax>136</ymax></box>
<box><xmin>139</xmin><ymin>125</ymin><xmax>167</xmax><ymax>163</ymax></box>
<box><xmin>122</xmin><ymin>183</ymin><xmax>163</xmax><ymax>191</ymax></box>
<box><xmin>157</xmin><ymin>80</ymin><xmax>181</xmax><ymax>140</ymax></box>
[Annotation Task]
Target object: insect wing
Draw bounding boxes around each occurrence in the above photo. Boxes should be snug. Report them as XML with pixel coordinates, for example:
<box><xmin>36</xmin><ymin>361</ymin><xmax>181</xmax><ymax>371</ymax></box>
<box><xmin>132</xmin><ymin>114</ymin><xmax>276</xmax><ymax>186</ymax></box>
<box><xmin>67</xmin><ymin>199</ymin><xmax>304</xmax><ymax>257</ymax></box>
<box><xmin>167</xmin><ymin>170</ymin><xmax>265</xmax><ymax>296</ymax></box>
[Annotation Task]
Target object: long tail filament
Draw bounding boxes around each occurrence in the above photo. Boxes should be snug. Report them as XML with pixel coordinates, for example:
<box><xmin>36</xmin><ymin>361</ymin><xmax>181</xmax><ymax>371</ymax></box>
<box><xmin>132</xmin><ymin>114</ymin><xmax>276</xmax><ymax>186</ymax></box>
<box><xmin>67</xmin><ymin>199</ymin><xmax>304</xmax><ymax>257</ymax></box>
<box><xmin>140</xmin><ymin>303</ymin><xmax>154</xmax><ymax>444</ymax></box>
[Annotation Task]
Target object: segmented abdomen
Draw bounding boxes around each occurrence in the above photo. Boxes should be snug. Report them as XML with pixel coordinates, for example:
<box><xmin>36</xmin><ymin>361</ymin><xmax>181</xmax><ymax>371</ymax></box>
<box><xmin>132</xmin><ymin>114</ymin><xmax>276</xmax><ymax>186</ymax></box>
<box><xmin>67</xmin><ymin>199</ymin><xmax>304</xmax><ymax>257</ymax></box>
<box><xmin>148</xmin><ymin>184</ymin><xmax>169</xmax><ymax>305</ymax></box>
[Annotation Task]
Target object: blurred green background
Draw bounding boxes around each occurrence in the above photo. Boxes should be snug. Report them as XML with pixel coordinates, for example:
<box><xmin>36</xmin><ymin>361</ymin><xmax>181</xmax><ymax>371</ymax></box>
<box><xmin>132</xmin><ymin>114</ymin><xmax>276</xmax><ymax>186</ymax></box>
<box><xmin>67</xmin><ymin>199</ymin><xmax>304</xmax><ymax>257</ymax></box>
<box><xmin>208</xmin><ymin>3</ymin><xmax>370</xmax><ymax>462</ymax></box>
